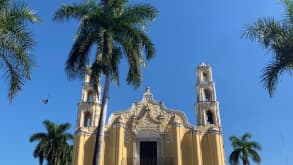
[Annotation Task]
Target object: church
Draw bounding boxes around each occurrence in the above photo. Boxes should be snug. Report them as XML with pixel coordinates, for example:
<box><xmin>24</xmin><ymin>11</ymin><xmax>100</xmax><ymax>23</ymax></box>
<box><xmin>72</xmin><ymin>63</ymin><xmax>226</xmax><ymax>165</ymax></box>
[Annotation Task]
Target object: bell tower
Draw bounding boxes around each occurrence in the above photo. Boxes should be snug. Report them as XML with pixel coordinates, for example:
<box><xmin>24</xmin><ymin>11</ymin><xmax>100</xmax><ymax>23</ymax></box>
<box><xmin>194</xmin><ymin>63</ymin><xmax>226</xmax><ymax>165</ymax></box>
<box><xmin>72</xmin><ymin>67</ymin><xmax>102</xmax><ymax>165</ymax></box>
<box><xmin>195</xmin><ymin>63</ymin><xmax>221</xmax><ymax>128</ymax></box>
<box><xmin>77</xmin><ymin>67</ymin><xmax>101</xmax><ymax>128</ymax></box>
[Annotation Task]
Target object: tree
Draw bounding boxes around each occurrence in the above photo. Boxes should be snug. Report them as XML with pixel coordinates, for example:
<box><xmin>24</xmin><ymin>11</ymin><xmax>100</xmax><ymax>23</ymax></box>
<box><xmin>229</xmin><ymin>133</ymin><xmax>262</xmax><ymax>165</ymax></box>
<box><xmin>243</xmin><ymin>0</ymin><xmax>293</xmax><ymax>97</ymax></box>
<box><xmin>29</xmin><ymin>120</ymin><xmax>73</xmax><ymax>165</ymax></box>
<box><xmin>0</xmin><ymin>0</ymin><xmax>40</xmax><ymax>102</ymax></box>
<box><xmin>53</xmin><ymin>0</ymin><xmax>158</xmax><ymax>164</ymax></box>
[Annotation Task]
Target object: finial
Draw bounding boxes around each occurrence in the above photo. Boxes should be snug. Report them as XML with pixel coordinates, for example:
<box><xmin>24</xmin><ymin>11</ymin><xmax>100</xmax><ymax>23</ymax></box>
<box><xmin>115</xmin><ymin>115</ymin><xmax>125</xmax><ymax>127</ymax></box>
<box><xmin>117</xmin><ymin>115</ymin><xmax>123</xmax><ymax>123</ymax></box>
<box><xmin>199</xmin><ymin>62</ymin><xmax>207</xmax><ymax>67</ymax></box>
<box><xmin>143</xmin><ymin>86</ymin><xmax>153</xmax><ymax>101</ymax></box>
<box><xmin>145</xmin><ymin>86</ymin><xmax>151</xmax><ymax>93</ymax></box>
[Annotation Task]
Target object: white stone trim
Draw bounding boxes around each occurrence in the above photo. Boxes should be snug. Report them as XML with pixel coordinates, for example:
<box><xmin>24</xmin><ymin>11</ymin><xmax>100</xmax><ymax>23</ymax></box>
<box><xmin>133</xmin><ymin>134</ymin><xmax>163</xmax><ymax>165</ymax></box>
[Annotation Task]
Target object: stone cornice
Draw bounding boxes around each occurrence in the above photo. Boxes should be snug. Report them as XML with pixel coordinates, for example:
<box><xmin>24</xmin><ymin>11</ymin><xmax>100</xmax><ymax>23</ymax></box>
<box><xmin>208</xmin><ymin>126</ymin><xmax>222</xmax><ymax>134</ymax></box>
<box><xmin>74</xmin><ymin>127</ymin><xmax>95</xmax><ymax>136</ymax></box>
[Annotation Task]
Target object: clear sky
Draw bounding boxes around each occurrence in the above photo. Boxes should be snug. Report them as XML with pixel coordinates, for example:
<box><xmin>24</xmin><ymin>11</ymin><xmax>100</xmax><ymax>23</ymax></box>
<box><xmin>0</xmin><ymin>0</ymin><xmax>292</xmax><ymax>164</ymax></box>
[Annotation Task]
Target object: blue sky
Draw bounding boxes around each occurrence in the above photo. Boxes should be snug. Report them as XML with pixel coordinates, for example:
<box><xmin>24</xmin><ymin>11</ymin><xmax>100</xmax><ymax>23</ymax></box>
<box><xmin>0</xmin><ymin>0</ymin><xmax>292</xmax><ymax>164</ymax></box>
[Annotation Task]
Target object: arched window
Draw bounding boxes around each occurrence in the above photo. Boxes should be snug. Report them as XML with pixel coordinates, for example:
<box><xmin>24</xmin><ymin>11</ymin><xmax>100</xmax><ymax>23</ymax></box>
<box><xmin>83</xmin><ymin>112</ymin><xmax>92</xmax><ymax>127</ymax></box>
<box><xmin>206</xmin><ymin>110</ymin><xmax>214</xmax><ymax>125</ymax></box>
<box><xmin>203</xmin><ymin>89</ymin><xmax>212</xmax><ymax>101</ymax></box>
<box><xmin>202</xmin><ymin>72</ymin><xmax>208</xmax><ymax>82</ymax></box>
<box><xmin>87</xmin><ymin>90</ymin><xmax>94</xmax><ymax>102</ymax></box>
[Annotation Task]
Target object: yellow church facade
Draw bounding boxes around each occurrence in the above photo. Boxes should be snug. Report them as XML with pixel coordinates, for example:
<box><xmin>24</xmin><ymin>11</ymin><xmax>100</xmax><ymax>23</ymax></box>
<box><xmin>72</xmin><ymin>63</ymin><xmax>226</xmax><ymax>165</ymax></box>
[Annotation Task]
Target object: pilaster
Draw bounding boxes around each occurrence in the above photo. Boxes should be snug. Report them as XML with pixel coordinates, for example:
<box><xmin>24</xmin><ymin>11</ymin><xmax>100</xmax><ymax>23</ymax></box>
<box><xmin>209</xmin><ymin>130</ymin><xmax>225</xmax><ymax>165</ymax></box>
<box><xmin>173</xmin><ymin>119</ymin><xmax>182</xmax><ymax>165</ymax></box>
<box><xmin>114</xmin><ymin>118</ymin><xmax>125</xmax><ymax>165</ymax></box>
<box><xmin>192</xmin><ymin>129</ymin><xmax>203</xmax><ymax>165</ymax></box>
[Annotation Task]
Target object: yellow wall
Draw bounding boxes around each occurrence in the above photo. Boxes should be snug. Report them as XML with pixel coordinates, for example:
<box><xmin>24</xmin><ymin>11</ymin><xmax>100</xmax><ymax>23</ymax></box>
<box><xmin>72</xmin><ymin>89</ymin><xmax>226</xmax><ymax>165</ymax></box>
<box><xmin>73</xmin><ymin>121</ymin><xmax>226</xmax><ymax>165</ymax></box>
<box><xmin>72</xmin><ymin>133</ymin><xmax>96</xmax><ymax>165</ymax></box>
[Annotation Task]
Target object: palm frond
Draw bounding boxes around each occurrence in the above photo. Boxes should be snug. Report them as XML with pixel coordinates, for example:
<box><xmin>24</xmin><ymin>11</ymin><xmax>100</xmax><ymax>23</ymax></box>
<box><xmin>43</xmin><ymin>120</ymin><xmax>56</xmax><ymax>133</ymax></box>
<box><xmin>110</xmin><ymin>46</ymin><xmax>122</xmax><ymax>85</ymax></box>
<box><xmin>29</xmin><ymin>133</ymin><xmax>47</xmax><ymax>142</ymax></box>
<box><xmin>1</xmin><ymin>28</ymin><xmax>34</xmax><ymax>78</ymax></box>
<box><xmin>64</xmin><ymin>133</ymin><xmax>74</xmax><ymax>141</ymax></box>
<box><xmin>98</xmin><ymin>31</ymin><xmax>114</xmax><ymax>63</ymax></box>
<box><xmin>108</xmin><ymin>0</ymin><xmax>128</xmax><ymax>17</ymax></box>
<box><xmin>53</xmin><ymin>0</ymin><xmax>99</xmax><ymax>22</ymax></box>
<box><xmin>248</xmin><ymin>148</ymin><xmax>261</xmax><ymax>164</ymax></box>
<box><xmin>247</xmin><ymin>141</ymin><xmax>262</xmax><ymax>150</ymax></box>
<box><xmin>135</xmin><ymin>29</ymin><xmax>155</xmax><ymax>60</ymax></box>
<box><xmin>121</xmin><ymin>4</ymin><xmax>158</xmax><ymax>26</ymax></box>
<box><xmin>126</xmin><ymin>50</ymin><xmax>142</xmax><ymax>88</ymax></box>
<box><xmin>0</xmin><ymin>0</ymin><xmax>9</xmax><ymax>9</ymax></box>
<box><xmin>65</xmin><ymin>25</ymin><xmax>98</xmax><ymax>79</ymax></box>
<box><xmin>243</xmin><ymin>0</ymin><xmax>293</xmax><ymax>97</ymax></box>
<box><xmin>9</xmin><ymin>1</ymin><xmax>41</xmax><ymax>23</ymax></box>
<box><xmin>118</xmin><ymin>35</ymin><xmax>144</xmax><ymax>88</ymax></box>
<box><xmin>90</xmin><ymin>61</ymin><xmax>103</xmax><ymax>92</ymax></box>
<box><xmin>0</xmin><ymin>0</ymin><xmax>39</xmax><ymax>102</ymax></box>
<box><xmin>242</xmin><ymin>133</ymin><xmax>252</xmax><ymax>142</ymax></box>
<box><xmin>116</xmin><ymin>24</ymin><xmax>155</xmax><ymax>60</ymax></box>
<box><xmin>229</xmin><ymin>136</ymin><xmax>242</xmax><ymax>149</ymax></box>
<box><xmin>284</xmin><ymin>0</ymin><xmax>293</xmax><ymax>25</ymax></box>
<box><xmin>229</xmin><ymin>149</ymin><xmax>241</xmax><ymax>165</ymax></box>
<box><xmin>56</xmin><ymin>123</ymin><xmax>71</xmax><ymax>135</ymax></box>
<box><xmin>0</xmin><ymin>52</ymin><xmax>24</xmax><ymax>102</ymax></box>
<box><xmin>243</xmin><ymin>18</ymin><xmax>286</xmax><ymax>49</ymax></box>
<box><xmin>261</xmin><ymin>59</ymin><xmax>287</xmax><ymax>97</ymax></box>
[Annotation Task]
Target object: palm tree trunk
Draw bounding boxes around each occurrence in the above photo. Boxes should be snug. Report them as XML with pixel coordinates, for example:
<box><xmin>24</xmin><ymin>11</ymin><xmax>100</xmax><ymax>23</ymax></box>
<box><xmin>93</xmin><ymin>69</ymin><xmax>111</xmax><ymax>165</ymax></box>
<box><xmin>242</xmin><ymin>158</ymin><xmax>249</xmax><ymax>165</ymax></box>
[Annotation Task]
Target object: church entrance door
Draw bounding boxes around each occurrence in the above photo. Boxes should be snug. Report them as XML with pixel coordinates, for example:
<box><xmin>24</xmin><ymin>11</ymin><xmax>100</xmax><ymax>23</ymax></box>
<box><xmin>140</xmin><ymin>141</ymin><xmax>157</xmax><ymax>165</ymax></box>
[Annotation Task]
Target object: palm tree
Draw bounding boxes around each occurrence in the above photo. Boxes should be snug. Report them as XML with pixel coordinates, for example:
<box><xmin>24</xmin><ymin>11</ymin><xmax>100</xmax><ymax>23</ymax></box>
<box><xmin>229</xmin><ymin>133</ymin><xmax>262</xmax><ymax>165</ymax></box>
<box><xmin>63</xmin><ymin>145</ymin><xmax>73</xmax><ymax>165</ymax></box>
<box><xmin>29</xmin><ymin>120</ymin><xmax>73</xmax><ymax>165</ymax></box>
<box><xmin>243</xmin><ymin>0</ymin><xmax>293</xmax><ymax>97</ymax></box>
<box><xmin>53</xmin><ymin>0</ymin><xmax>158</xmax><ymax>164</ymax></box>
<box><xmin>0</xmin><ymin>0</ymin><xmax>40</xmax><ymax>102</ymax></box>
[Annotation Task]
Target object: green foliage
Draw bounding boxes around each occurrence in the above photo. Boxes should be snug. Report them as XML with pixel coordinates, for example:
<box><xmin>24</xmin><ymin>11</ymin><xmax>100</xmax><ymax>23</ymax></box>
<box><xmin>243</xmin><ymin>0</ymin><xmax>293</xmax><ymax>97</ymax></box>
<box><xmin>53</xmin><ymin>0</ymin><xmax>158</xmax><ymax>164</ymax></box>
<box><xmin>0</xmin><ymin>0</ymin><xmax>41</xmax><ymax>102</ymax></box>
<box><xmin>29</xmin><ymin>120</ymin><xmax>73</xmax><ymax>165</ymax></box>
<box><xmin>229</xmin><ymin>133</ymin><xmax>262</xmax><ymax>165</ymax></box>
<box><xmin>53</xmin><ymin>0</ymin><xmax>158</xmax><ymax>88</ymax></box>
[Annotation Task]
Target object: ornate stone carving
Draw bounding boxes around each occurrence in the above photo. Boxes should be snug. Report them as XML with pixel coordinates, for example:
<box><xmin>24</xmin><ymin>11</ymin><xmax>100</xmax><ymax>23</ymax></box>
<box><xmin>114</xmin><ymin>115</ymin><xmax>125</xmax><ymax>128</ymax></box>
<box><xmin>143</xmin><ymin>86</ymin><xmax>153</xmax><ymax>101</ymax></box>
<box><xmin>124</xmin><ymin>125</ymin><xmax>132</xmax><ymax>144</ymax></box>
<box><xmin>165</xmin><ymin>132</ymin><xmax>173</xmax><ymax>143</ymax></box>
<box><xmin>137</xmin><ymin>114</ymin><xmax>158</xmax><ymax>128</ymax></box>
<box><xmin>136</xmin><ymin>129</ymin><xmax>160</xmax><ymax>138</ymax></box>
<box><xmin>105</xmin><ymin>87</ymin><xmax>194</xmax><ymax>136</ymax></box>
